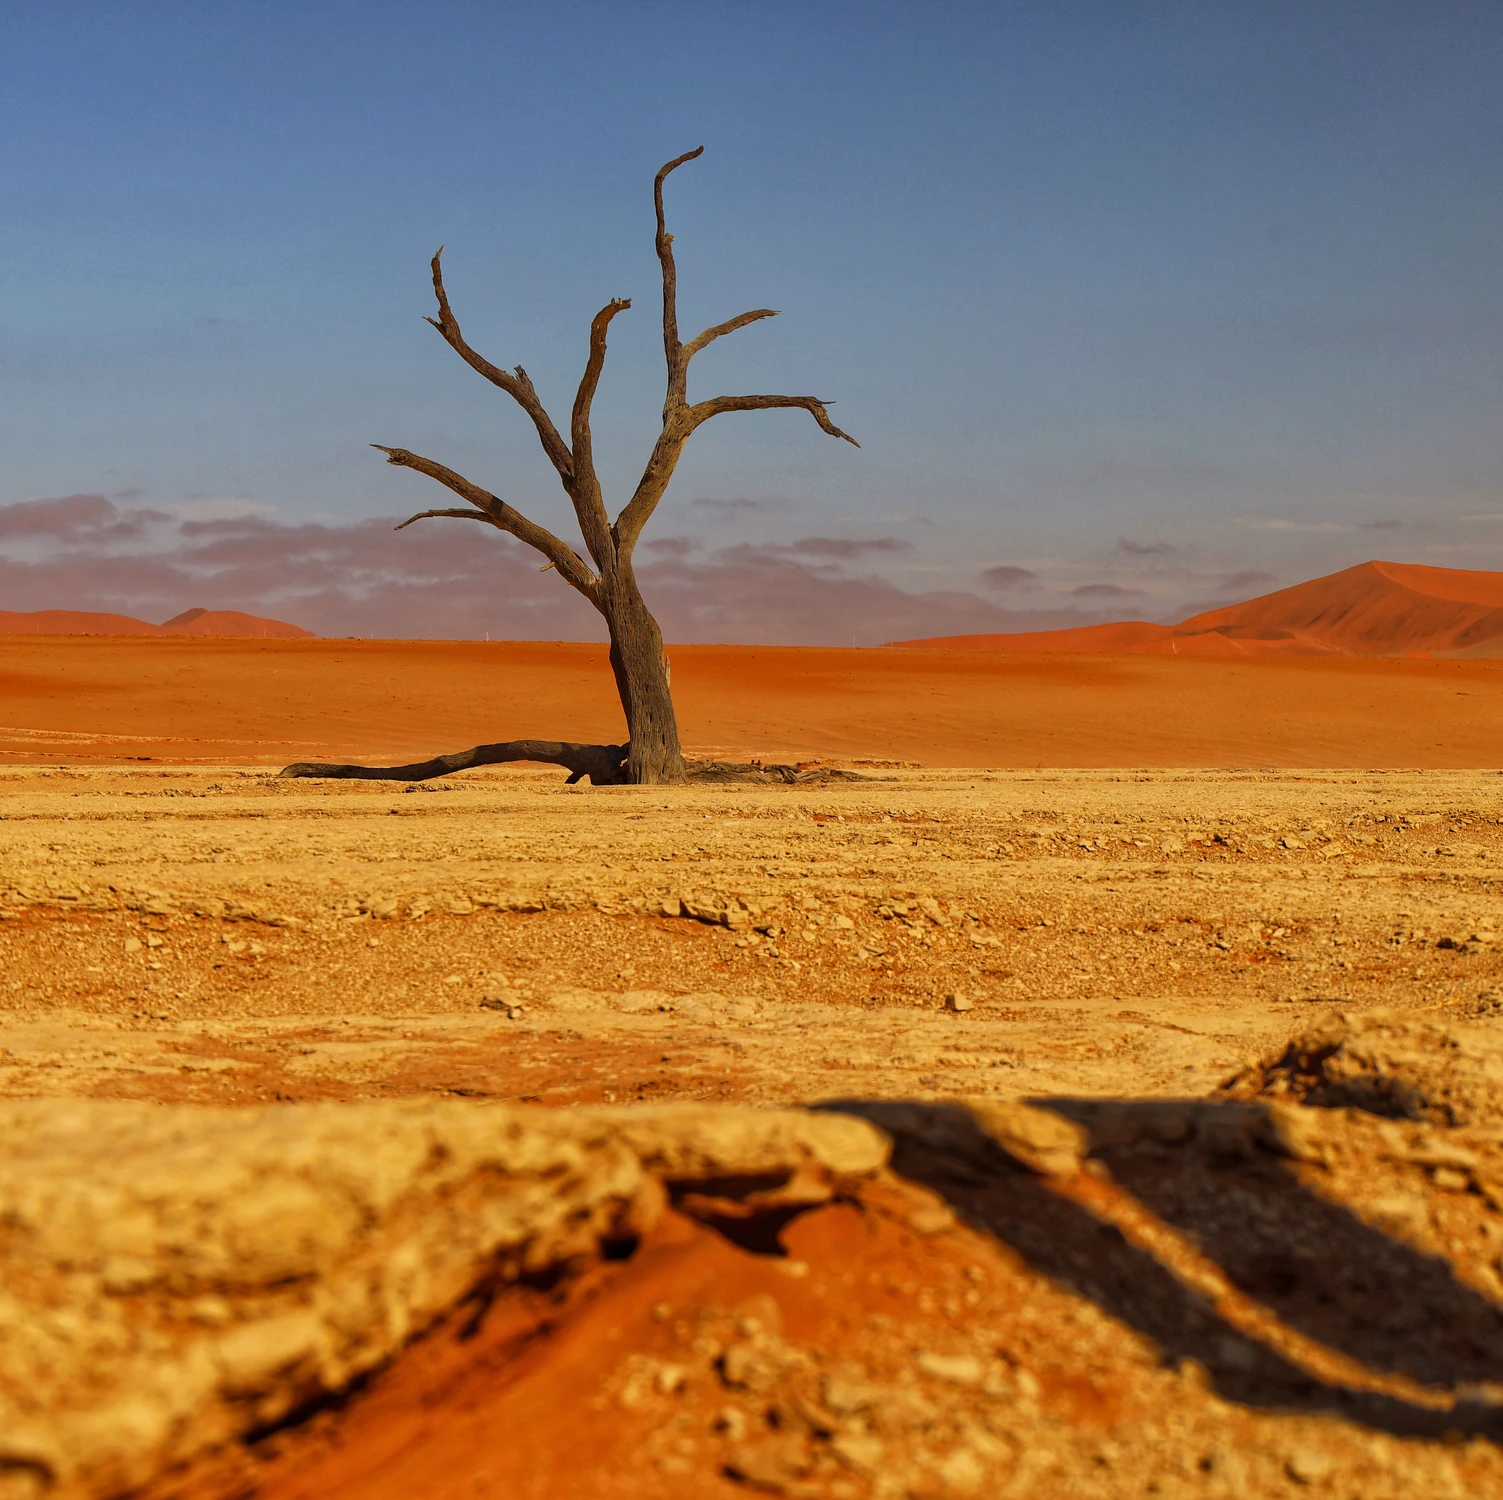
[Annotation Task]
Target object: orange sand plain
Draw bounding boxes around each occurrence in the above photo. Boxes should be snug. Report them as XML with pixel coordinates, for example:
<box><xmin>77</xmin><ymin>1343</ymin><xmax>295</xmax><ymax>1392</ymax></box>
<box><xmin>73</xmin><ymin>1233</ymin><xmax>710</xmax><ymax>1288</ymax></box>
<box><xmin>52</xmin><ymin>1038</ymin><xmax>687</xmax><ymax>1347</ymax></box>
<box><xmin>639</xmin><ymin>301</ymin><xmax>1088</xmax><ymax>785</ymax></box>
<box><xmin>3</xmin><ymin>634</ymin><xmax>1503</xmax><ymax>767</ymax></box>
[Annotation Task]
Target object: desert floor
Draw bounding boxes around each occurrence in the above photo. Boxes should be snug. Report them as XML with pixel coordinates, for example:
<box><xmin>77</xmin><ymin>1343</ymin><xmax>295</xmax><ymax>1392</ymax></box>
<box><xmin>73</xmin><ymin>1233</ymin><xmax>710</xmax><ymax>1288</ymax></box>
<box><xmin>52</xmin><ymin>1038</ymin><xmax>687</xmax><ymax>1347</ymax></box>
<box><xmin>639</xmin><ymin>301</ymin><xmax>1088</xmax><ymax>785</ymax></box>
<box><xmin>6</xmin><ymin>641</ymin><xmax>1503</xmax><ymax>1497</ymax></box>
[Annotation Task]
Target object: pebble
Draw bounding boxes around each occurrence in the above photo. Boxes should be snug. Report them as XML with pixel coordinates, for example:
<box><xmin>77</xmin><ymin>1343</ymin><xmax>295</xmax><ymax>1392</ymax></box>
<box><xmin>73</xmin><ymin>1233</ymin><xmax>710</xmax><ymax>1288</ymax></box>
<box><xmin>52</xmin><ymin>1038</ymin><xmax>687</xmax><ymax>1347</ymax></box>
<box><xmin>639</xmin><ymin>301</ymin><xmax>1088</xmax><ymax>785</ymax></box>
<box><xmin>946</xmin><ymin>990</ymin><xmax>973</xmax><ymax>1013</ymax></box>
<box><xmin>1286</xmin><ymin>1447</ymin><xmax>1334</xmax><ymax>1485</ymax></box>
<box><xmin>915</xmin><ymin>1351</ymin><xmax>984</xmax><ymax>1386</ymax></box>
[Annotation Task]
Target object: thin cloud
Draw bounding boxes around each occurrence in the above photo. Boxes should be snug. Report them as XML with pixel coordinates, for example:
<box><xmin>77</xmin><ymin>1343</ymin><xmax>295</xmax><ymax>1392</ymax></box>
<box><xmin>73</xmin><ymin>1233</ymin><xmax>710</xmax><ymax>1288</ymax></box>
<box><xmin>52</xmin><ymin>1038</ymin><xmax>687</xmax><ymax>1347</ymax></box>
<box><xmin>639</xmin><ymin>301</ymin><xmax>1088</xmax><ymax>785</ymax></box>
<box><xmin>0</xmin><ymin>493</ymin><xmax>170</xmax><ymax>543</ymax></box>
<box><xmin>642</xmin><ymin>536</ymin><xmax>699</xmax><ymax>559</ymax></box>
<box><xmin>1070</xmin><ymin>582</ymin><xmax>1146</xmax><ymax>599</ymax></box>
<box><xmin>1114</xmin><ymin>537</ymin><xmax>1178</xmax><ymax>557</ymax></box>
<box><xmin>1236</xmin><ymin>518</ymin><xmax>1351</xmax><ymax>532</ymax></box>
<box><xmin>1216</xmin><ymin>569</ymin><xmax>1277</xmax><ymax>592</ymax></box>
<box><xmin>0</xmin><ymin>504</ymin><xmax>1133</xmax><ymax>645</ymax></box>
<box><xmin>788</xmin><ymin>536</ymin><xmax>911</xmax><ymax>560</ymax></box>
<box><xmin>167</xmin><ymin>497</ymin><xmax>279</xmax><ymax>523</ymax></box>
<box><xmin>1360</xmin><ymin>519</ymin><xmax>1405</xmax><ymax>531</ymax></box>
<box><xmin>687</xmin><ymin>496</ymin><xmax>789</xmax><ymax>518</ymax></box>
<box><xmin>979</xmin><ymin>565</ymin><xmax>1039</xmax><ymax>590</ymax></box>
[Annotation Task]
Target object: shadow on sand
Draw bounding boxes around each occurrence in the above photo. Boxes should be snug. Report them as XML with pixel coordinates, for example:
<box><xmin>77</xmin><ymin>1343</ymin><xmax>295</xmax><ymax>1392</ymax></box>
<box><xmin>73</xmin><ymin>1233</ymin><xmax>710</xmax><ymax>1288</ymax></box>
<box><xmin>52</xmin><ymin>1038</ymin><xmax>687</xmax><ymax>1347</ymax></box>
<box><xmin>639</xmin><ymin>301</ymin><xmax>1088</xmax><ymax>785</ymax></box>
<box><xmin>826</xmin><ymin>1098</ymin><xmax>1503</xmax><ymax>1444</ymax></box>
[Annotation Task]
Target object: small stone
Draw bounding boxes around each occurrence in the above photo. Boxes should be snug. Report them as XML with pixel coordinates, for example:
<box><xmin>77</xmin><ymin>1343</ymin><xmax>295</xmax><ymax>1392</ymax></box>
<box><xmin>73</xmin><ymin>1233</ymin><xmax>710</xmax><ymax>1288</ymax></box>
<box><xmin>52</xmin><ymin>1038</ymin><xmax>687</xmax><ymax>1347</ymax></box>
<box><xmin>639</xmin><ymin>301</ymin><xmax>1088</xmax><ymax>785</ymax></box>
<box><xmin>946</xmin><ymin>991</ymin><xmax>973</xmax><ymax>1013</ymax></box>
<box><xmin>822</xmin><ymin>1374</ymin><xmax>883</xmax><ymax>1414</ymax></box>
<box><xmin>661</xmin><ymin>896</ymin><xmax>682</xmax><ymax>918</ymax></box>
<box><xmin>915</xmin><ymin>1351</ymin><xmax>984</xmax><ymax>1386</ymax></box>
<box><xmin>906</xmin><ymin>1201</ymin><xmax>957</xmax><ymax>1236</ymax></box>
<box><xmin>123</xmin><ymin>937</ymin><xmax>142</xmax><ymax>954</ymax></box>
<box><xmin>1286</xmin><ymin>1447</ymin><xmax>1334</xmax><ymax>1485</ymax></box>
<box><xmin>1432</xmin><ymin>1166</ymin><xmax>1471</xmax><ymax>1192</ymax></box>
<box><xmin>714</xmin><ymin>1406</ymin><xmax>749</xmax><ymax>1440</ymax></box>
<box><xmin>720</xmin><ymin>1341</ymin><xmax>786</xmax><ymax>1392</ymax></box>
<box><xmin>829</xmin><ymin>1432</ymin><xmax>885</xmax><ymax>1475</ymax></box>
<box><xmin>1366</xmin><ymin>1191</ymin><xmax>1431</xmax><ymax>1236</ymax></box>
<box><xmin>655</xmin><ymin>1363</ymin><xmax>688</xmax><ymax>1394</ymax></box>
<box><xmin>478</xmin><ymin>992</ymin><xmax>518</xmax><ymax>1011</ymax></box>
<box><xmin>937</xmin><ymin>1447</ymin><xmax>987</xmax><ymax>1494</ymax></box>
<box><xmin>725</xmin><ymin>1433</ymin><xmax>812</xmax><ymax>1492</ymax></box>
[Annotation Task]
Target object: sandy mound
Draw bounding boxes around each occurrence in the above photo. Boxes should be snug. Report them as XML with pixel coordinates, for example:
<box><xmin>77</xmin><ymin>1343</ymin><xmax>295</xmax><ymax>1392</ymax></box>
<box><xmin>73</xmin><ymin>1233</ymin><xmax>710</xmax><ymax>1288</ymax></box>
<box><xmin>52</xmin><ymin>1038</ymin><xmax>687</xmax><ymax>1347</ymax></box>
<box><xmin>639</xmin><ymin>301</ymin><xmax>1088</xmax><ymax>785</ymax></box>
<box><xmin>0</xmin><ymin>608</ymin><xmax>311</xmax><ymax>639</ymax></box>
<box><xmin>156</xmin><ymin>609</ymin><xmax>312</xmax><ymax>639</ymax></box>
<box><xmin>894</xmin><ymin>560</ymin><xmax>1503</xmax><ymax>658</ymax></box>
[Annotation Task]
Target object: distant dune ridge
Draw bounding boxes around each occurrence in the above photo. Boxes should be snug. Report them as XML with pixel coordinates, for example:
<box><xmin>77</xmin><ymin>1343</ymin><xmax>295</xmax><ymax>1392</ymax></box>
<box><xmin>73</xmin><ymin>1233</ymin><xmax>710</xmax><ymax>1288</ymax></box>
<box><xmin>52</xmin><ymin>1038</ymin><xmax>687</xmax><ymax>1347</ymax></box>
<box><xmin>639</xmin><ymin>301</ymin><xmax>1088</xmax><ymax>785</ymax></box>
<box><xmin>891</xmin><ymin>561</ymin><xmax>1503</xmax><ymax>658</ymax></box>
<box><xmin>0</xmin><ymin>607</ymin><xmax>312</xmax><ymax>639</ymax></box>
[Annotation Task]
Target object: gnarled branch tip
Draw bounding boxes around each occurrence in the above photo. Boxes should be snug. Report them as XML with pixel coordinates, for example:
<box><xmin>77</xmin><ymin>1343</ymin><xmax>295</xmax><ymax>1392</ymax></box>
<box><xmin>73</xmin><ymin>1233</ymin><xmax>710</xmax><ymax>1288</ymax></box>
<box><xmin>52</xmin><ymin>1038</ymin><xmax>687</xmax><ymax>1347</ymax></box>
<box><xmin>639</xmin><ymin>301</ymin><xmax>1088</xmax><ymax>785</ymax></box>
<box><xmin>656</xmin><ymin>146</ymin><xmax>705</xmax><ymax>183</ymax></box>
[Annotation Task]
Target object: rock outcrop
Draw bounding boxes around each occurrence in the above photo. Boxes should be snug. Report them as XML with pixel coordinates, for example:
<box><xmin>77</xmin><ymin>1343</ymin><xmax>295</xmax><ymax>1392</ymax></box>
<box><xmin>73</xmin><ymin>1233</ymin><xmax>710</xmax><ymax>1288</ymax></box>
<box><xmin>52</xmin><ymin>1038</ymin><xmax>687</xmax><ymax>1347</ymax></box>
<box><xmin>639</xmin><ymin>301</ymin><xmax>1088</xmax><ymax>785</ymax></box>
<box><xmin>0</xmin><ymin>1100</ymin><xmax>886</xmax><ymax>1499</ymax></box>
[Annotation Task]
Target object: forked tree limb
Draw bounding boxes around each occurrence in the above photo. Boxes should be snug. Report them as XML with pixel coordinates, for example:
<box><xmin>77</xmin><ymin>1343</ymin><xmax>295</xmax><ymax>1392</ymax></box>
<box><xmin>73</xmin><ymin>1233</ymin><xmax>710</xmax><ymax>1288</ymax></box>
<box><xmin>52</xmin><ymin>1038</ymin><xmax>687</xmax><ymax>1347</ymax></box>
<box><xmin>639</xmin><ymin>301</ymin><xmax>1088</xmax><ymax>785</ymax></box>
<box><xmin>425</xmin><ymin>248</ymin><xmax>576</xmax><ymax>483</ymax></box>
<box><xmin>569</xmin><ymin>298</ymin><xmax>632</xmax><ymax>570</ymax></box>
<box><xmin>682</xmin><ymin>307</ymin><xmax>780</xmax><ymax>362</ymax></box>
<box><xmin>279</xmin><ymin>740</ymin><xmax>629</xmax><ymax>786</ymax></box>
<box><xmin>655</xmin><ymin>145</ymin><xmax>704</xmax><ymax>412</ymax></box>
<box><xmin>686</xmin><ymin>393</ymin><xmax>860</xmax><ymax>446</ymax></box>
<box><xmin>392</xmin><ymin>508</ymin><xmax>489</xmax><ymax>529</ymax></box>
<box><xmin>375</xmin><ymin>446</ymin><xmax>601</xmax><ymax>604</ymax></box>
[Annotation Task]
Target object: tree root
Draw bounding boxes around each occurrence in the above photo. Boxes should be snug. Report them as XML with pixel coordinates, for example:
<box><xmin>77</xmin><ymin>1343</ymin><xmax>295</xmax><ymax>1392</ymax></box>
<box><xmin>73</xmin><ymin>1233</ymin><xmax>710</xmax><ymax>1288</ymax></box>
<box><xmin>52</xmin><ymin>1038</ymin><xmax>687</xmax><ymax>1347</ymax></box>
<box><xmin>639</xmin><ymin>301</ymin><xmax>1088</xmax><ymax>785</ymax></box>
<box><xmin>278</xmin><ymin>740</ymin><xmax>628</xmax><ymax>786</ymax></box>
<box><xmin>685</xmin><ymin>760</ymin><xmax>873</xmax><ymax>785</ymax></box>
<box><xmin>278</xmin><ymin>746</ymin><xmax>874</xmax><ymax>788</ymax></box>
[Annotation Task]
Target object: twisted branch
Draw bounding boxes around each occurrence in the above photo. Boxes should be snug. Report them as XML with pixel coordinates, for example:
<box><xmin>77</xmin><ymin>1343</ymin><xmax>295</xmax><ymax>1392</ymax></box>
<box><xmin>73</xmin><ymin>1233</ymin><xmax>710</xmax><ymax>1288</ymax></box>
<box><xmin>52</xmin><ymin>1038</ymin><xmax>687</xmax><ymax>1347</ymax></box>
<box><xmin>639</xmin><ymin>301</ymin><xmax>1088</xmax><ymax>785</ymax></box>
<box><xmin>686</xmin><ymin>393</ymin><xmax>860</xmax><ymax>446</ymax></box>
<box><xmin>374</xmin><ymin>446</ymin><xmax>599</xmax><ymax>604</ymax></box>
<box><xmin>392</xmin><ymin>508</ymin><xmax>488</xmax><ymax>530</ymax></box>
<box><xmin>655</xmin><ymin>146</ymin><xmax>703</xmax><ymax>413</ymax></box>
<box><xmin>570</xmin><ymin>298</ymin><xmax>631</xmax><ymax>570</ymax></box>
<box><xmin>682</xmin><ymin>307</ymin><xmax>779</xmax><ymax>362</ymax></box>
<box><xmin>425</xmin><ymin>248</ymin><xmax>575</xmax><ymax>482</ymax></box>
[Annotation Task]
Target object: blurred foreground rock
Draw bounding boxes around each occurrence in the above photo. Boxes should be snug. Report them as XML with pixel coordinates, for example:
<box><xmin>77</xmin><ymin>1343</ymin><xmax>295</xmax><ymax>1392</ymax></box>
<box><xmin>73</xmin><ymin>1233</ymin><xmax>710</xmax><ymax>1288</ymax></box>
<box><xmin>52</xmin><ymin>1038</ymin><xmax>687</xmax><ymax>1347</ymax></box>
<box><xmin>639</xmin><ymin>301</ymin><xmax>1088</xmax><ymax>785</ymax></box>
<box><xmin>0</xmin><ymin>1099</ymin><xmax>886</xmax><ymax>1500</ymax></box>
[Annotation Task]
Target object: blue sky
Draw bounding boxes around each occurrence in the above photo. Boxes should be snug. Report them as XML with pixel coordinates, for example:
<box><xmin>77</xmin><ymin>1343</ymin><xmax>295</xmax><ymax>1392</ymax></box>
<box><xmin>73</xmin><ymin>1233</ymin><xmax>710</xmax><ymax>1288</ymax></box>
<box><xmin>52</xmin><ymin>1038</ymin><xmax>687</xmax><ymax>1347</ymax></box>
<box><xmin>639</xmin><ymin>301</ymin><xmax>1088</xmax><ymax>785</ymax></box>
<box><xmin>2</xmin><ymin>1</ymin><xmax>1500</xmax><ymax>640</ymax></box>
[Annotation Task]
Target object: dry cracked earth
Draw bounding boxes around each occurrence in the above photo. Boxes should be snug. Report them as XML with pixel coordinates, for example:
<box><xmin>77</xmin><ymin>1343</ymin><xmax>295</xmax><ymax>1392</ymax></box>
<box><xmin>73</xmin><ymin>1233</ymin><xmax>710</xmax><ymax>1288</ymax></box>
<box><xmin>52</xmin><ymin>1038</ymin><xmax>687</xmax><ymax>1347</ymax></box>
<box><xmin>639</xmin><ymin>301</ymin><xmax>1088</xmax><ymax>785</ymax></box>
<box><xmin>6</xmin><ymin>763</ymin><xmax>1503</xmax><ymax>1499</ymax></box>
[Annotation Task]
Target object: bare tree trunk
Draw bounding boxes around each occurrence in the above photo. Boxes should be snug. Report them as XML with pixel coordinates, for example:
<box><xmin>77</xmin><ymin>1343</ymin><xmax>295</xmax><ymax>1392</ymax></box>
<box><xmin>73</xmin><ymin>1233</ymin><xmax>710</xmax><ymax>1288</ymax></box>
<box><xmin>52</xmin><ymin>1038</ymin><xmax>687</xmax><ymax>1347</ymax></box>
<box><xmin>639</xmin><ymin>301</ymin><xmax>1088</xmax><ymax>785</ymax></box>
<box><xmin>604</xmin><ymin>562</ymin><xmax>684</xmax><ymax>784</ymax></box>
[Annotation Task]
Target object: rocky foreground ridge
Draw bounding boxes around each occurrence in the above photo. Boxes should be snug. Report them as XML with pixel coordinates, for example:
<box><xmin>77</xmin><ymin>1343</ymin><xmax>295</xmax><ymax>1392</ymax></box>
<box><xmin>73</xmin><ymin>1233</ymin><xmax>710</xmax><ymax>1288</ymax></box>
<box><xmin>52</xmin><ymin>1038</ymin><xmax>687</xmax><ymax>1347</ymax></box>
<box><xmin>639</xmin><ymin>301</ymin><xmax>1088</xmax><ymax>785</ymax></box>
<box><xmin>6</xmin><ymin>1010</ymin><xmax>1503</xmax><ymax>1498</ymax></box>
<box><xmin>0</xmin><ymin>1099</ymin><xmax>884</xmax><ymax>1498</ymax></box>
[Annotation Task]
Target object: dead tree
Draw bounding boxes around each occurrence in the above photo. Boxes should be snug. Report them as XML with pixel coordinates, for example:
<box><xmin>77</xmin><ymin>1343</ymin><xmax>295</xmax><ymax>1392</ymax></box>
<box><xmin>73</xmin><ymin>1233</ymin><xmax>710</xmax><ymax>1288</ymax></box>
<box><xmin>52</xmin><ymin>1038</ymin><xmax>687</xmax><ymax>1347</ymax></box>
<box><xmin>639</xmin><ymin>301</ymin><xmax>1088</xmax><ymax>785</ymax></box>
<box><xmin>281</xmin><ymin>147</ymin><xmax>856</xmax><ymax>786</ymax></box>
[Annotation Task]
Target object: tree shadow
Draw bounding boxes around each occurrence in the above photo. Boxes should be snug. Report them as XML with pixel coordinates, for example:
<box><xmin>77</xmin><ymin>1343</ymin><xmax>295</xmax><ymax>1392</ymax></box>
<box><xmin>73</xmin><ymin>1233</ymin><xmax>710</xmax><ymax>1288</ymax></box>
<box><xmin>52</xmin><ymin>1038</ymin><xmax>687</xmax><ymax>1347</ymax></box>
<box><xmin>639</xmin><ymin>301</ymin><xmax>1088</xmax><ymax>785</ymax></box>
<box><xmin>826</xmin><ymin>1099</ymin><xmax>1503</xmax><ymax>1443</ymax></box>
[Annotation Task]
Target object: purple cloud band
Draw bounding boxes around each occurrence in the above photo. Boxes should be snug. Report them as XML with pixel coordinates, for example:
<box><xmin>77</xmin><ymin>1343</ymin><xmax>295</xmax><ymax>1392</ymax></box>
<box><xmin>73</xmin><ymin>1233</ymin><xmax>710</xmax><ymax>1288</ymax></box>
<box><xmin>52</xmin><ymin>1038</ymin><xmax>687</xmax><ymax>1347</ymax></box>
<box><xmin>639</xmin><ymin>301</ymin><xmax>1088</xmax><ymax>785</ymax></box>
<box><xmin>0</xmin><ymin>493</ymin><xmax>1113</xmax><ymax>645</ymax></box>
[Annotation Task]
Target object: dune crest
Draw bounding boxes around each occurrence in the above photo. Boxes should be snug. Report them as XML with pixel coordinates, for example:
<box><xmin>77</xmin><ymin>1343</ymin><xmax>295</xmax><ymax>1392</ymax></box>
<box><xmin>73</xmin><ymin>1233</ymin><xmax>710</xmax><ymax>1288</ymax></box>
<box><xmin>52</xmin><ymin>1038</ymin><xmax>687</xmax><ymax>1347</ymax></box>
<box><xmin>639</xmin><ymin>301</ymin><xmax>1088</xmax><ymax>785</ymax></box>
<box><xmin>891</xmin><ymin>560</ymin><xmax>1503</xmax><ymax>657</ymax></box>
<box><xmin>0</xmin><ymin>606</ymin><xmax>312</xmax><ymax>639</ymax></box>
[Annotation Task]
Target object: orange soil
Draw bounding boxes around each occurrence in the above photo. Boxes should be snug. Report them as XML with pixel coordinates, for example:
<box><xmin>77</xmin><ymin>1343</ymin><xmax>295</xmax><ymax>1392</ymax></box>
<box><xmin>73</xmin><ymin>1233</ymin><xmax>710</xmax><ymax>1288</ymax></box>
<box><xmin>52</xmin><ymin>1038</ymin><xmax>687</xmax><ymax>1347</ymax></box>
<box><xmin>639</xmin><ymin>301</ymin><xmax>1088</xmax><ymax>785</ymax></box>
<box><xmin>153</xmin><ymin>1191</ymin><xmax>1116</xmax><ymax>1500</ymax></box>
<box><xmin>3</xmin><ymin>634</ymin><xmax>1503</xmax><ymax>767</ymax></box>
<box><xmin>895</xmin><ymin>559</ymin><xmax>1503</xmax><ymax>659</ymax></box>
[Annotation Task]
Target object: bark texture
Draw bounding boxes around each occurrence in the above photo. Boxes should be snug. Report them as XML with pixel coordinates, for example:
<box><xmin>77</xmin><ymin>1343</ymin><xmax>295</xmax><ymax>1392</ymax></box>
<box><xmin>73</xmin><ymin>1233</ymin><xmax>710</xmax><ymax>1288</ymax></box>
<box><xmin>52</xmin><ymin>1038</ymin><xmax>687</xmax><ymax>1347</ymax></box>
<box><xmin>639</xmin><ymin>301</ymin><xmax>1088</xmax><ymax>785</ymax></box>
<box><xmin>280</xmin><ymin>740</ymin><xmax>627</xmax><ymax>786</ymax></box>
<box><xmin>283</xmin><ymin>148</ymin><xmax>855</xmax><ymax>786</ymax></box>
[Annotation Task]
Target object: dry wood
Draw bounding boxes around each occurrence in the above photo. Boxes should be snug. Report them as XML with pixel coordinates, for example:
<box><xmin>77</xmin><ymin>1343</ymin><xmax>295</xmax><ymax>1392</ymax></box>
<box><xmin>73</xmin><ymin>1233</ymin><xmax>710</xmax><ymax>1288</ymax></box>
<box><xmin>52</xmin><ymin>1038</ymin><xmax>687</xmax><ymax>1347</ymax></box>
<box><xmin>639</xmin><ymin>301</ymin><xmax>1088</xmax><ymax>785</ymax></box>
<box><xmin>290</xmin><ymin>149</ymin><xmax>856</xmax><ymax>786</ymax></box>
<box><xmin>279</xmin><ymin>740</ymin><xmax>628</xmax><ymax>786</ymax></box>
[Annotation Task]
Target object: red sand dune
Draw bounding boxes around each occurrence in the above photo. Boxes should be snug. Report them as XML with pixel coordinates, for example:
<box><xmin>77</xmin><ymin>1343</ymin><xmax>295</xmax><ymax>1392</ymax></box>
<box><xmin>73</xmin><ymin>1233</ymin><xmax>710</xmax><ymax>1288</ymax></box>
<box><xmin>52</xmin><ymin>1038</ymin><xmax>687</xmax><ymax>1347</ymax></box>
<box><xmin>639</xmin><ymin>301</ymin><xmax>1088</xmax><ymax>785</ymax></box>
<box><xmin>0</xmin><ymin>606</ymin><xmax>312</xmax><ymax>639</ymax></box>
<box><xmin>893</xmin><ymin>560</ymin><xmax>1503</xmax><ymax>658</ymax></box>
